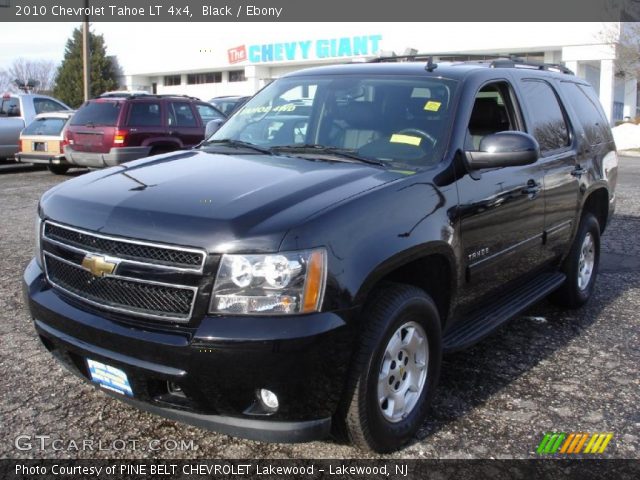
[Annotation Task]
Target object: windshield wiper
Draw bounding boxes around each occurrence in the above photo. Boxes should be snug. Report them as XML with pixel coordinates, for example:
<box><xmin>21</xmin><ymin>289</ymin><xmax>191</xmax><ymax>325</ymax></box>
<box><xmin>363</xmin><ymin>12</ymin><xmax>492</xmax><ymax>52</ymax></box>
<box><xmin>271</xmin><ymin>144</ymin><xmax>387</xmax><ymax>166</ymax></box>
<box><xmin>199</xmin><ymin>139</ymin><xmax>273</xmax><ymax>155</ymax></box>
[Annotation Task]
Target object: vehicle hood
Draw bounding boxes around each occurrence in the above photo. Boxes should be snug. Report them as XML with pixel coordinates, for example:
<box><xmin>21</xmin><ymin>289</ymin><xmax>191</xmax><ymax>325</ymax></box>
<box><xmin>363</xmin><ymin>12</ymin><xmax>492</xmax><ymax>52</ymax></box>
<box><xmin>41</xmin><ymin>150</ymin><xmax>407</xmax><ymax>252</ymax></box>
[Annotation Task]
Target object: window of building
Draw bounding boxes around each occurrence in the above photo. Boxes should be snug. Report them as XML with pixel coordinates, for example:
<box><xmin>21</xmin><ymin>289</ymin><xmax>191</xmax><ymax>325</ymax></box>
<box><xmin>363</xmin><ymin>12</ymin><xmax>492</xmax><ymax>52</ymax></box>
<box><xmin>520</xmin><ymin>79</ymin><xmax>570</xmax><ymax>153</ymax></box>
<box><xmin>228</xmin><ymin>70</ymin><xmax>246</xmax><ymax>82</ymax></box>
<box><xmin>164</xmin><ymin>75</ymin><xmax>181</xmax><ymax>86</ymax></box>
<box><xmin>187</xmin><ymin>72</ymin><xmax>222</xmax><ymax>85</ymax></box>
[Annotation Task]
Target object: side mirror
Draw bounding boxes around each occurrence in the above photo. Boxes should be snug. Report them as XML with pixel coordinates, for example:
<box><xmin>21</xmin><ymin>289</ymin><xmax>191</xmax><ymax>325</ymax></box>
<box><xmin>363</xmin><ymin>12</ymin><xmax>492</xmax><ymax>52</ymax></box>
<box><xmin>465</xmin><ymin>131</ymin><xmax>540</xmax><ymax>169</ymax></box>
<box><xmin>205</xmin><ymin>118</ymin><xmax>225</xmax><ymax>139</ymax></box>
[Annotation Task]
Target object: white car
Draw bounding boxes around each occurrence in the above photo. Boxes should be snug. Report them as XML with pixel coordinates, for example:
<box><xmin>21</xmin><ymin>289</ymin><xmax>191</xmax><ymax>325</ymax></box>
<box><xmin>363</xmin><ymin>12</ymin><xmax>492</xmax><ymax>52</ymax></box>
<box><xmin>15</xmin><ymin>111</ymin><xmax>76</xmax><ymax>174</ymax></box>
<box><xmin>0</xmin><ymin>93</ymin><xmax>71</xmax><ymax>159</ymax></box>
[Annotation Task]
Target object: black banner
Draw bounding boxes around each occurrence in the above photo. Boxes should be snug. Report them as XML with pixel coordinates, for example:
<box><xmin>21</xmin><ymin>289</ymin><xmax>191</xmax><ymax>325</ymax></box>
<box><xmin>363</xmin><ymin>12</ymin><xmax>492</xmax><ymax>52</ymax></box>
<box><xmin>1</xmin><ymin>0</ymin><xmax>640</xmax><ymax>22</ymax></box>
<box><xmin>2</xmin><ymin>459</ymin><xmax>640</xmax><ymax>480</ymax></box>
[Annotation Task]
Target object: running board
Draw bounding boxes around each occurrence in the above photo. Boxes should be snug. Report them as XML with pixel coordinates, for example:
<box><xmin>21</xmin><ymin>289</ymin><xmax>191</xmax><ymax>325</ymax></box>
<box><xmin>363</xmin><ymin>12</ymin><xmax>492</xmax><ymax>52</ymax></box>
<box><xmin>443</xmin><ymin>272</ymin><xmax>566</xmax><ymax>352</ymax></box>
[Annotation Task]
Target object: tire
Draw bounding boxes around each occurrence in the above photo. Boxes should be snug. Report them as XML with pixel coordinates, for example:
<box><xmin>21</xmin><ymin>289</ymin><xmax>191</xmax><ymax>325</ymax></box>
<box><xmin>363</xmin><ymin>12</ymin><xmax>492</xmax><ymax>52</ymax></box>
<box><xmin>550</xmin><ymin>213</ymin><xmax>600</xmax><ymax>308</ymax></box>
<box><xmin>150</xmin><ymin>146</ymin><xmax>173</xmax><ymax>156</ymax></box>
<box><xmin>339</xmin><ymin>283</ymin><xmax>442</xmax><ymax>453</ymax></box>
<box><xmin>48</xmin><ymin>164</ymin><xmax>69</xmax><ymax>175</ymax></box>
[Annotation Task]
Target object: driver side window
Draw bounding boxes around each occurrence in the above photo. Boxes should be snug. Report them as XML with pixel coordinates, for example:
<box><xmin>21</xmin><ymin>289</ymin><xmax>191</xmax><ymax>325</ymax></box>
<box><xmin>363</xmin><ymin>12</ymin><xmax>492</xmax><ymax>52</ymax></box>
<box><xmin>466</xmin><ymin>83</ymin><xmax>519</xmax><ymax>150</ymax></box>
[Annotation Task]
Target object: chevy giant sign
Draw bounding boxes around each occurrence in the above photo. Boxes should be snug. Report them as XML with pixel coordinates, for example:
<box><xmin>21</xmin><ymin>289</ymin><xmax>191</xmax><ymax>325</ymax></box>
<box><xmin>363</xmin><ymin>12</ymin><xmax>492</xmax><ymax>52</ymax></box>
<box><xmin>228</xmin><ymin>35</ymin><xmax>383</xmax><ymax>64</ymax></box>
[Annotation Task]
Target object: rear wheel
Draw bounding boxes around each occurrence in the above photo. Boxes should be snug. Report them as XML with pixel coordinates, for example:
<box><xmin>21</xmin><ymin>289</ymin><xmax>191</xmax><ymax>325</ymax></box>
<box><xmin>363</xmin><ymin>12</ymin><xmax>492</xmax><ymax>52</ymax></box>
<box><xmin>150</xmin><ymin>146</ymin><xmax>173</xmax><ymax>156</ymax></box>
<box><xmin>550</xmin><ymin>213</ymin><xmax>600</xmax><ymax>308</ymax></box>
<box><xmin>48</xmin><ymin>164</ymin><xmax>69</xmax><ymax>175</ymax></box>
<box><xmin>340</xmin><ymin>283</ymin><xmax>442</xmax><ymax>452</ymax></box>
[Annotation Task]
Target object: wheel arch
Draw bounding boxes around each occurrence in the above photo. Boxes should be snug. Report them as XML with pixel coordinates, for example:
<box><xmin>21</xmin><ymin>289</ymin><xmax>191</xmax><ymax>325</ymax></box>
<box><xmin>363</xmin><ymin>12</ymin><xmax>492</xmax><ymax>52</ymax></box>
<box><xmin>353</xmin><ymin>242</ymin><xmax>457</xmax><ymax>327</ymax></box>
<box><xmin>581</xmin><ymin>185</ymin><xmax>610</xmax><ymax>233</ymax></box>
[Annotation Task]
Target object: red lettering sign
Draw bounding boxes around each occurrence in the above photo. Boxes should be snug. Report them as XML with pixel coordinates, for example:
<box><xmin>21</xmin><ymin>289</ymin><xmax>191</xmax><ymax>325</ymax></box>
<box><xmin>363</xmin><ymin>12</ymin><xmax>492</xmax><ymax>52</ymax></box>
<box><xmin>228</xmin><ymin>46</ymin><xmax>247</xmax><ymax>64</ymax></box>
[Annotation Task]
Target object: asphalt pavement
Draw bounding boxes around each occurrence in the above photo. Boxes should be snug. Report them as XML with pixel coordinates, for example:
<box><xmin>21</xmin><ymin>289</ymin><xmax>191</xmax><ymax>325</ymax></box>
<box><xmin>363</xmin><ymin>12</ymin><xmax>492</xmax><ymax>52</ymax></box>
<box><xmin>0</xmin><ymin>158</ymin><xmax>638</xmax><ymax>459</ymax></box>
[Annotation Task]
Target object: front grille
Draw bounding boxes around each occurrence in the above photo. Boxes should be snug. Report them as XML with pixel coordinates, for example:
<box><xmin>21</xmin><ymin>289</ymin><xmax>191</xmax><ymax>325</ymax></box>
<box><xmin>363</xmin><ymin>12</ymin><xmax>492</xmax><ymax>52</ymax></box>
<box><xmin>45</xmin><ymin>254</ymin><xmax>196</xmax><ymax>321</ymax></box>
<box><xmin>44</xmin><ymin>222</ymin><xmax>204</xmax><ymax>270</ymax></box>
<box><xmin>41</xmin><ymin>221</ymin><xmax>206</xmax><ymax>323</ymax></box>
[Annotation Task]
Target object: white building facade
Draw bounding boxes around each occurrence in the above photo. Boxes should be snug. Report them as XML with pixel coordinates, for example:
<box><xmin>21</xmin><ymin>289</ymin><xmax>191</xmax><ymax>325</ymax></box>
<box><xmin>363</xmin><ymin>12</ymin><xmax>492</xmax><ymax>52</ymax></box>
<box><xmin>124</xmin><ymin>23</ymin><xmax>638</xmax><ymax>124</ymax></box>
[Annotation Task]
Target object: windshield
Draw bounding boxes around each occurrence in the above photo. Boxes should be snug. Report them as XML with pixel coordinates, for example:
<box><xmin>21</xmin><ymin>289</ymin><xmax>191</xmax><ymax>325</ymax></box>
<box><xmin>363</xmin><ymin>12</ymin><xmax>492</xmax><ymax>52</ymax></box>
<box><xmin>210</xmin><ymin>74</ymin><xmax>458</xmax><ymax>168</ymax></box>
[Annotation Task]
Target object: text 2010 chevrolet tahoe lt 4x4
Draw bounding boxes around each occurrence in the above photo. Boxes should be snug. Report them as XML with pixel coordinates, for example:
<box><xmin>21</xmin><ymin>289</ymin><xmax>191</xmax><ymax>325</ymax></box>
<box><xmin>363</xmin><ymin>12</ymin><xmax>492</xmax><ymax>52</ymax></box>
<box><xmin>24</xmin><ymin>57</ymin><xmax>617</xmax><ymax>452</ymax></box>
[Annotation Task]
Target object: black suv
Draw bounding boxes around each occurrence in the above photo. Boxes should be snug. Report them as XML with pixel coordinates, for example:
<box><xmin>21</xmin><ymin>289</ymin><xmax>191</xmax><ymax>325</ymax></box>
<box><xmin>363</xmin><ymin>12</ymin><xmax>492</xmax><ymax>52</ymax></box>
<box><xmin>24</xmin><ymin>57</ymin><xmax>617</xmax><ymax>452</ymax></box>
<box><xmin>64</xmin><ymin>94</ymin><xmax>225</xmax><ymax>168</ymax></box>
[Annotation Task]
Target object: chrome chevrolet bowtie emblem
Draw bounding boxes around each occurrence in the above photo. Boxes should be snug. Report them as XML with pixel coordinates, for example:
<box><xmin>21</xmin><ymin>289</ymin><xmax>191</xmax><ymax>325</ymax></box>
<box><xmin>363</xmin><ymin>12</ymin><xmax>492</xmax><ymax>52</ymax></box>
<box><xmin>81</xmin><ymin>254</ymin><xmax>117</xmax><ymax>277</ymax></box>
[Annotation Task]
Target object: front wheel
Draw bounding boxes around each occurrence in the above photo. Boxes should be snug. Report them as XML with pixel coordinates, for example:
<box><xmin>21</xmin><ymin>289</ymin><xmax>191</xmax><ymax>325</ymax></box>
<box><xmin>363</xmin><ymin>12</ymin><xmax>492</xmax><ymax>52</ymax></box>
<box><xmin>550</xmin><ymin>213</ymin><xmax>601</xmax><ymax>308</ymax></box>
<box><xmin>340</xmin><ymin>284</ymin><xmax>442</xmax><ymax>453</ymax></box>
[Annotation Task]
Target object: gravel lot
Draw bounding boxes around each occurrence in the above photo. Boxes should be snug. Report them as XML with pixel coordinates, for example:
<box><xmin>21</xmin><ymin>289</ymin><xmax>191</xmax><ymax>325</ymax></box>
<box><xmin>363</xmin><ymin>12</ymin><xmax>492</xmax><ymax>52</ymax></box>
<box><xmin>0</xmin><ymin>158</ymin><xmax>638</xmax><ymax>460</ymax></box>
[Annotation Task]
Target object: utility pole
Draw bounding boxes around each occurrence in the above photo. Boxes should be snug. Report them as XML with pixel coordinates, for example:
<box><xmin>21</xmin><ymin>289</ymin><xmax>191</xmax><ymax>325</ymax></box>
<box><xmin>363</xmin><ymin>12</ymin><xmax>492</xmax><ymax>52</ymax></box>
<box><xmin>82</xmin><ymin>0</ymin><xmax>90</xmax><ymax>101</ymax></box>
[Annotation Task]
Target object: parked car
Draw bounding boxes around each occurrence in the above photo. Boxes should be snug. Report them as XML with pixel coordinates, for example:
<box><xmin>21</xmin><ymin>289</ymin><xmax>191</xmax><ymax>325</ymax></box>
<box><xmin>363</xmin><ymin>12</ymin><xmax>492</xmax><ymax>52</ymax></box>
<box><xmin>63</xmin><ymin>94</ymin><xmax>226</xmax><ymax>168</ymax></box>
<box><xmin>208</xmin><ymin>95</ymin><xmax>249</xmax><ymax>116</ymax></box>
<box><xmin>0</xmin><ymin>93</ymin><xmax>71</xmax><ymax>159</ymax></box>
<box><xmin>15</xmin><ymin>111</ymin><xmax>76</xmax><ymax>174</ymax></box>
<box><xmin>25</xmin><ymin>57</ymin><xmax>617</xmax><ymax>453</ymax></box>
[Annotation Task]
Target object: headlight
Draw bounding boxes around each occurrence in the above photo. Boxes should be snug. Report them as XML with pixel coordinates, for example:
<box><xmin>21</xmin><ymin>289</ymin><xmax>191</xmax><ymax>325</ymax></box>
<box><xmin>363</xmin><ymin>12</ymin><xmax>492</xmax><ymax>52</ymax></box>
<box><xmin>210</xmin><ymin>249</ymin><xmax>327</xmax><ymax>315</ymax></box>
<box><xmin>34</xmin><ymin>215</ymin><xmax>43</xmax><ymax>268</ymax></box>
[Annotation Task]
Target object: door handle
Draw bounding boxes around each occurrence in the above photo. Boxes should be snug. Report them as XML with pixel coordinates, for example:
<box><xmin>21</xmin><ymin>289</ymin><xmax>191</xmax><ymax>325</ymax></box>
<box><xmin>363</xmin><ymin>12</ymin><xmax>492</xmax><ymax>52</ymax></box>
<box><xmin>522</xmin><ymin>180</ymin><xmax>541</xmax><ymax>197</ymax></box>
<box><xmin>571</xmin><ymin>165</ymin><xmax>586</xmax><ymax>178</ymax></box>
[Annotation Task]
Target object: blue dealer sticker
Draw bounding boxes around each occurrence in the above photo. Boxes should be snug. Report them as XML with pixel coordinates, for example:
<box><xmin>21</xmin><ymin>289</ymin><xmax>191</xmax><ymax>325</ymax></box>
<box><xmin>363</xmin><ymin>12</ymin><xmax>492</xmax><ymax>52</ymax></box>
<box><xmin>87</xmin><ymin>359</ymin><xmax>133</xmax><ymax>397</ymax></box>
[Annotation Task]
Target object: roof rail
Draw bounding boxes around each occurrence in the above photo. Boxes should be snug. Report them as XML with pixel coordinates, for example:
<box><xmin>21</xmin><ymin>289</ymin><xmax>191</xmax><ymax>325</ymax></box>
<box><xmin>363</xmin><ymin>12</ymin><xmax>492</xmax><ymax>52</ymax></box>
<box><xmin>368</xmin><ymin>54</ymin><xmax>440</xmax><ymax>63</ymax></box>
<box><xmin>367</xmin><ymin>53</ymin><xmax>575</xmax><ymax>75</ymax></box>
<box><xmin>488</xmin><ymin>57</ymin><xmax>574</xmax><ymax>75</ymax></box>
<box><xmin>128</xmin><ymin>94</ymin><xmax>202</xmax><ymax>101</ymax></box>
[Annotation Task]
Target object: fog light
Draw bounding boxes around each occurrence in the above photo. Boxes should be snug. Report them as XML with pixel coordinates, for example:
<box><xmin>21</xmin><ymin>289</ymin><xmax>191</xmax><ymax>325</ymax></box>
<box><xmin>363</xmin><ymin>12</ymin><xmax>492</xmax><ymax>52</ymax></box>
<box><xmin>167</xmin><ymin>381</ymin><xmax>185</xmax><ymax>397</ymax></box>
<box><xmin>259</xmin><ymin>389</ymin><xmax>279</xmax><ymax>410</ymax></box>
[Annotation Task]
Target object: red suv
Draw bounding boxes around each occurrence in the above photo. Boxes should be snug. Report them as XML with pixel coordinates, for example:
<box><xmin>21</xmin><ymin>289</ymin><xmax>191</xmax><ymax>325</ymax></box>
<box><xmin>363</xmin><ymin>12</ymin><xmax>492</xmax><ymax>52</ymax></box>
<box><xmin>64</xmin><ymin>94</ymin><xmax>225</xmax><ymax>168</ymax></box>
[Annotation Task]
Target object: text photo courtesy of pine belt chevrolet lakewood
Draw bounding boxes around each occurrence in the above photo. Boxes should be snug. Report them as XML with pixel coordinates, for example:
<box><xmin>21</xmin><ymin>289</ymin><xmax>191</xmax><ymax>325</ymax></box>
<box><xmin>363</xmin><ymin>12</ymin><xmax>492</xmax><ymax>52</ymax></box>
<box><xmin>23</xmin><ymin>56</ymin><xmax>617</xmax><ymax>453</ymax></box>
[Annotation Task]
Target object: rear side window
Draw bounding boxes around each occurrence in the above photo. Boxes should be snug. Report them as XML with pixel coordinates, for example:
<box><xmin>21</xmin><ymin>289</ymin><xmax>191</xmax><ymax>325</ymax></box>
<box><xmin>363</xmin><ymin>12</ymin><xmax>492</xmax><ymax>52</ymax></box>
<box><xmin>33</xmin><ymin>98</ymin><xmax>68</xmax><ymax>114</ymax></box>
<box><xmin>168</xmin><ymin>102</ymin><xmax>197</xmax><ymax>127</ymax></box>
<box><xmin>127</xmin><ymin>102</ymin><xmax>162</xmax><ymax>126</ymax></box>
<box><xmin>520</xmin><ymin>80</ymin><xmax>570</xmax><ymax>153</ymax></box>
<box><xmin>559</xmin><ymin>81</ymin><xmax>612</xmax><ymax>145</ymax></box>
<box><xmin>22</xmin><ymin>117</ymin><xmax>68</xmax><ymax>136</ymax></box>
<box><xmin>0</xmin><ymin>97</ymin><xmax>20</xmax><ymax>116</ymax></box>
<box><xmin>71</xmin><ymin>101</ymin><xmax>122</xmax><ymax>126</ymax></box>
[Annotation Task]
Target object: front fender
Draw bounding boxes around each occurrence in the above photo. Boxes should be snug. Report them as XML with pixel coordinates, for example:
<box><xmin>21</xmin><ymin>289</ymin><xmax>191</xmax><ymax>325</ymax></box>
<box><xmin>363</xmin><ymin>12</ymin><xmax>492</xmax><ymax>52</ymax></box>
<box><xmin>280</xmin><ymin>173</ymin><xmax>460</xmax><ymax>313</ymax></box>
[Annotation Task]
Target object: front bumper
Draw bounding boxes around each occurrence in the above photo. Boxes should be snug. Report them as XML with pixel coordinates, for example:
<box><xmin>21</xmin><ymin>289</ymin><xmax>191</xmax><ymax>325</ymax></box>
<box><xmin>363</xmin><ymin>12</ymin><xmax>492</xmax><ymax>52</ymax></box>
<box><xmin>24</xmin><ymin>259</ymin><xmax>354</xmax><ymax>443</ymax></box>
<box><xmin>64</xmin><ymin>146</ymin><xmax>151</xmax><ymax>168</ymax></box>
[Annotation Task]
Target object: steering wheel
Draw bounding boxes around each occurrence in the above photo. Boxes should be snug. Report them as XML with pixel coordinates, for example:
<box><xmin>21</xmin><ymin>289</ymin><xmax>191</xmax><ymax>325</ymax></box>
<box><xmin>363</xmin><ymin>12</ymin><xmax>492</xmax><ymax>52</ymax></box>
<box><xmin>396</xmin><ymin>128</ymin><xmax>437</xmax><ymax>148</ymax></box>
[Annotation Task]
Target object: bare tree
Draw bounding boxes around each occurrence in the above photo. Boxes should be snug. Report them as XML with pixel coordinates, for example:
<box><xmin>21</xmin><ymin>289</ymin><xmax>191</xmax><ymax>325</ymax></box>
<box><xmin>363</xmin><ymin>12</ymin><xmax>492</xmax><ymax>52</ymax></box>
<box><xmin>601</xmin><ymin>23</ymin><xmax>640</xmax><ymax>78</ymax></box>
<box><xmin>3</xmin><ymin>58</ymin><xmax>57</xmax><ymax>93</ymax></box>
<box><xmin>0</xmin><ymin>69</ymin><xmax>12</xmax><ymax>93</ymax></box>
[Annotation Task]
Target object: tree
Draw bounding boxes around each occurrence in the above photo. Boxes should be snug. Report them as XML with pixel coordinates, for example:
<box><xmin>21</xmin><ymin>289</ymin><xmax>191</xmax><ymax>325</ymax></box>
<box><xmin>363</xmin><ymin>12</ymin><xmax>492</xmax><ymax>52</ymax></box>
<box><xmin>0</xmin><ymin>70</ymin><xmax>11</xmax><ymax>93</ymax></box>
<box><xmin>0</xmin><ymin>58</ymin><xmax>57</xmax><ymax>94</ymax></box>
<box><xmin>53</xmin><ymin>26</ymin><xmax>121</xmax><ymax>107</ymax></box>
<box><xmin>601</xmin><ymin>23</ymin><xmax>640</xmax><ymax>78</ymax></box>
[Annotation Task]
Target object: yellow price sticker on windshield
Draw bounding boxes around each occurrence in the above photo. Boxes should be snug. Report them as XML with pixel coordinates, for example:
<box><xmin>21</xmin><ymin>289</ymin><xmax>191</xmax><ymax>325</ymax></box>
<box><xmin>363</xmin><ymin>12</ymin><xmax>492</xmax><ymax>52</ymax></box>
<box><xmin>424</xmin><ymin>101</ymin><xmax>441</xmax><ymax>112</ymax></box>
<box><xmin>390</xmin><ymin>134</ymin><xmax>422</xmax><ymax>146</ymax></box>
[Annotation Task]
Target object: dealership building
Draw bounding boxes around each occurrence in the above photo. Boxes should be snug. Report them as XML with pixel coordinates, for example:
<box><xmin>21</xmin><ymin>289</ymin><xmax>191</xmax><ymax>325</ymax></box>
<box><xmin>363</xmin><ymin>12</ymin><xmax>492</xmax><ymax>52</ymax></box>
<box><xmin>123</xmin><ymin>23</ymin><xmax>638</xmax><ymax>123</ymax></box>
